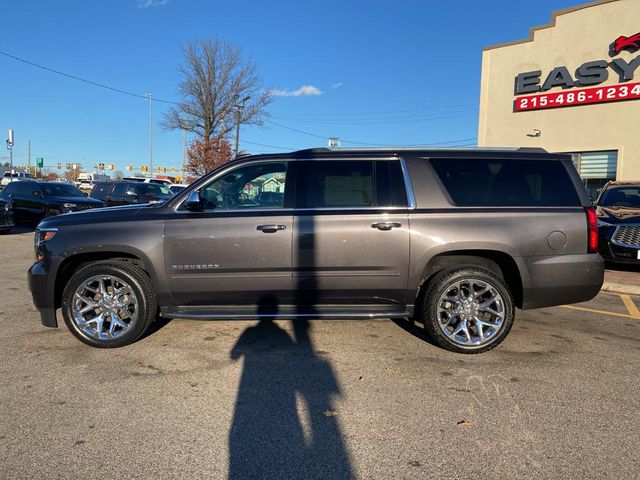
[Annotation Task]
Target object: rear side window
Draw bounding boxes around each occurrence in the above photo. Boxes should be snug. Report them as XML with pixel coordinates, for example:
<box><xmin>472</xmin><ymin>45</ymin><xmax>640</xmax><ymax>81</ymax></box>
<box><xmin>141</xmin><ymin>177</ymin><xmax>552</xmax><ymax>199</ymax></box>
<box><xmin>112</xmin><ymin>183</ymin><xmax>130</xmax><ymax>196</ymax></box>
<box><xmin>298</xmin><ymin>161</ymin><xmax>374</xmax><ymax>208</ymax></box>
<box><xmin>430</xmin><ymin>158</ymin><xmax>581</xmax><ymax>207</ymax></box>
<box><xmin>92</xmin><ymin>183</ymin><xmax>112</xmax><ymax>196</ymax></box>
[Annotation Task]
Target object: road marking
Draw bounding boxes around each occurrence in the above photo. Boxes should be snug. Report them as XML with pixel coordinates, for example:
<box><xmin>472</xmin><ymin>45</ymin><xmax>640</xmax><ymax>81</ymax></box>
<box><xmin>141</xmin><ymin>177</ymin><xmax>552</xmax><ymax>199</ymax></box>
<box><xmin>620</xmin><ymin>294</ymin><xmax>640</xmax><ymax>319</ymax></box>
<box><xmin>560</xmin><ymin>305</ymin><xmax>639</xmax><ymax>320</ymax></box>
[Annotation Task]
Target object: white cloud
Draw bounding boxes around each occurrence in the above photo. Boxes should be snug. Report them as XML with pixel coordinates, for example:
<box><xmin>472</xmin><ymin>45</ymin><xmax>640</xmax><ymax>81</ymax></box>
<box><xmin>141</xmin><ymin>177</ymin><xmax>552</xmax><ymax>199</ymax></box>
<box><xmin>331</xmin><ymin>82</ymin><xmax>343</xmax><ymax>89</ymax></box>
<box><xmin>137</xmin><ymin>0</ymin><xmax>169</xmax><ymax>9</ymax></box>
<box><xmin>272</xmin><ymin>85</ymin><xmax>322</xmax><ymax>97</ymax></box>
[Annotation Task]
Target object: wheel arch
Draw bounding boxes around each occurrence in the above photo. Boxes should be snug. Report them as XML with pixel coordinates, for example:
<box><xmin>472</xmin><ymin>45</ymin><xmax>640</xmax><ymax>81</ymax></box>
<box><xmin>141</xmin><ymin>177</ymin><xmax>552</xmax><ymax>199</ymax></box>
<box><xmin>54</xmin><ymin>251</ymin><xmax>150</xmax><ymax>310</ymax></box>
<box><xmin>413</xmin><ymin>250</ymin><xmax>524</xmax><ymax>315</ymax></box>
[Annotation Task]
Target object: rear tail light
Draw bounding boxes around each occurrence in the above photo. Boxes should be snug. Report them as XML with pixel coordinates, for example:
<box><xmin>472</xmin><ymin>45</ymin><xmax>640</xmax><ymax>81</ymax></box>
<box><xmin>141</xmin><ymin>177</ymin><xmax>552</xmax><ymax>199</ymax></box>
<box><xmin>585</xmin><ymin>207</ymin><xmax>598</xmax><ymax>253</ymax></box>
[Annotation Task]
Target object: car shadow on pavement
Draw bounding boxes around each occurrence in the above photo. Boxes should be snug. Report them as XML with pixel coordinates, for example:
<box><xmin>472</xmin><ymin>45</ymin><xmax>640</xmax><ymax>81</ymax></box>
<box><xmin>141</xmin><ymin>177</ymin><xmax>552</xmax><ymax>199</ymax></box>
<box><xmin>391</xmin><ymin>317</ymin><xmax>439</xmax><ymax>348</ymax></box>
<box><xmin>1</xmin><ymin>226</ymin><xmax>35</xmax><ymax>235</ymax></box>
<box><xmin>605</xmin><ymin>261</ymin><xmax>640</xmax><ymax>273</ymax></box>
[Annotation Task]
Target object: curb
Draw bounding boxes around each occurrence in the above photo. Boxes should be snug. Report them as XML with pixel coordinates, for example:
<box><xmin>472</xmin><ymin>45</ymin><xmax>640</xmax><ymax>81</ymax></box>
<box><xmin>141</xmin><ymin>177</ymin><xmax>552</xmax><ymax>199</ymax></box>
<box><xmin>601</xmin><ymin>281</ymin><xmax>640</xmax><ymax>296</ymax></box>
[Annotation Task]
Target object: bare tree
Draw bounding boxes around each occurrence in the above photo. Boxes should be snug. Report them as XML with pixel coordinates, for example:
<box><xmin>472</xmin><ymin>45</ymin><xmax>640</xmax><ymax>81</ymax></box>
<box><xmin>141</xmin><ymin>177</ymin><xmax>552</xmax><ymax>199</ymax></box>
<box><xmin>162</xmin><ymin>38</ymin><xmax>273</xmax><ymax>142</ymax></box>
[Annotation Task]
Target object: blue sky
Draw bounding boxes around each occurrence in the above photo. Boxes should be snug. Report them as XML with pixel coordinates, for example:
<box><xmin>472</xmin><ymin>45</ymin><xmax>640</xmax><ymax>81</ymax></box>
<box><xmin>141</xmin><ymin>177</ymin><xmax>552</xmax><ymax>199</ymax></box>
<box><xmin>1</xmin><ymin>0</ymin><xmax>584</xmax><ymax>174</ymax></box>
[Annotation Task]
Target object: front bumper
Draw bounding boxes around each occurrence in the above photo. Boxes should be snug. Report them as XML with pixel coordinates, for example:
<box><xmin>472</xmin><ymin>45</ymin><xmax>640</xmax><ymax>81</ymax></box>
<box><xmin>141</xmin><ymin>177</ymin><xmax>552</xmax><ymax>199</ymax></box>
<box><xmin>28</xmin><ymin>261</ymin><xmax>58</xmax><ymax>327</ymax></box>
<box><xmin>0</xmin><ymin>212</ymin><xmax>14</xmax><ymax>229</ymax></box>
<box><xmin>600</xmin><ymin>240</ymin><xmax>640</xmax><ymax>264</ymax></box>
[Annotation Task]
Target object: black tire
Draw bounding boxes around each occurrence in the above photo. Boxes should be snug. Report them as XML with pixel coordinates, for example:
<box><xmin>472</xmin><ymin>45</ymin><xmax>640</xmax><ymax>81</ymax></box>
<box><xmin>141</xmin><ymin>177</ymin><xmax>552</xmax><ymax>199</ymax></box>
<box><xmin>61</xmin><ymin>261</ymin><xmax>157</xmax><ymax>348</ymax></box>
<box><xmin>421</xmin><ymin>267</ymin><xmax>515</xmax><ymax>354</ymax></box>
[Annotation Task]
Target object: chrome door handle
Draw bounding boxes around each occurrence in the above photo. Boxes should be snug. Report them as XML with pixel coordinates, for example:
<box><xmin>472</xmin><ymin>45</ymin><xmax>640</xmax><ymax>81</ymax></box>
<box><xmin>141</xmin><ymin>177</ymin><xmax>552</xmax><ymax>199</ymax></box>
<box><xmin>257</xmin><ymin>224</ymin><xmax>287</xmax><ymax>233</ymax></box>
<box><xmin>371</xmin><ymin>222</ymin><xmax>401</xmax><ymax>231</ymax></box>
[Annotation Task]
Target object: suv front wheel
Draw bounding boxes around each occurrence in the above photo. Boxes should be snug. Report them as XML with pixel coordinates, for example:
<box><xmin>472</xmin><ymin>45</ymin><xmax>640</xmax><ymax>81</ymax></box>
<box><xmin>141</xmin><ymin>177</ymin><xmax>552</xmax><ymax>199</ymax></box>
<box><xmin>61</xmin><ymin>261</ymin><xmax>157</xmax><ymax>348</ymax></box>
<box><xmin>421</xmin><ymin>267</ymin><xmax>515</xmax><ymax>354</ymax></box>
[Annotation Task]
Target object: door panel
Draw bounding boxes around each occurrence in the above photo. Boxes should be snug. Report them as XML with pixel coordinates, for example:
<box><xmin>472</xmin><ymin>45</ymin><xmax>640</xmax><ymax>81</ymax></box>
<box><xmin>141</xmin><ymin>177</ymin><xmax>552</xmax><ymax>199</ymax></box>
<box><xmin>164</xmin><ymin>213</ymin><xmax>293</xmax><ymax>306</ymax></box>
<box><xmin>293</xmin><ymin>212</ymin><xmax>410</xmax><ymax>308</ymax></box>
<box><xmin>164</xmin><ymin>160</ymin><xmax>294</xmax><ymax>308</ymax></box>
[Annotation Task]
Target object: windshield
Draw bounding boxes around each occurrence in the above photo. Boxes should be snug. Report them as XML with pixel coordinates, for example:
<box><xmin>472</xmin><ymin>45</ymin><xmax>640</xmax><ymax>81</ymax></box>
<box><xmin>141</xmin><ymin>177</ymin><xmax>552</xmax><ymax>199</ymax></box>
<box><xmin>599</xmin><ymin>186</ymin><xmax>640</xmax><ymax>208</ymax></box>
<box><xmin>40</xmin><ymin>184</ymin><xmax>84</xmax><ymax>197</ymax></box>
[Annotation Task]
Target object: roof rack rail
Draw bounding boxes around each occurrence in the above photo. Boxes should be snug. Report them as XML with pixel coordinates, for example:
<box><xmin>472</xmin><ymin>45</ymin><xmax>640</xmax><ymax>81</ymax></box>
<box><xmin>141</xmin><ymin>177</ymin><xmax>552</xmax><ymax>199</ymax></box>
<box><xmin>292</xmin><ymin>148</ymin><xmax>331</xmax><ymax>155</ymax></box>
<box><xmin>310</xmin><ymin>146</ymin><xmax>548</xmax><ymax>153</ymax></box>
<box><xmin>516</xmin><ymin>147</ymin><xmax>549</xmax><ymax>153</ymax></box>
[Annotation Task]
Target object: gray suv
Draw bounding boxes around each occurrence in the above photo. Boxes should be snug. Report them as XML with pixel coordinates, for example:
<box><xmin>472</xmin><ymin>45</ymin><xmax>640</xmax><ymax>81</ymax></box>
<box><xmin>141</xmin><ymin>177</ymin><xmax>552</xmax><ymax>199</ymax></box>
<box><xmin>28</xmin><ymin>148</ymin><xmax>604</xmax><ymax>353</ymax></box>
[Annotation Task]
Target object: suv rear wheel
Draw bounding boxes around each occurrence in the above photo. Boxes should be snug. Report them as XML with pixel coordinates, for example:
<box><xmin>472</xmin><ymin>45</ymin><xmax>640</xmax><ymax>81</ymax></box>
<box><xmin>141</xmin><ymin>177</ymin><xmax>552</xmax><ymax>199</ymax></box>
<box><xmin>421</xmin><ymin>267</ymin><xmax>515</xmax><ymax>354</ymax></box>
<box><xmin>61</xmin><ymin>261</ymin><xmax>157</xmax><ymax>348</ymax></box>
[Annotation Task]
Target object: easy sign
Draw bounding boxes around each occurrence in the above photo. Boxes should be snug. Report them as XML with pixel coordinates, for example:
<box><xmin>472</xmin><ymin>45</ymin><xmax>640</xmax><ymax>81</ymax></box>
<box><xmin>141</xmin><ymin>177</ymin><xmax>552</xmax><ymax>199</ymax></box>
<box><xmin>514</xmin><ymin>31</ymin><xmax>640</xmax><ymax>111</ymax></box>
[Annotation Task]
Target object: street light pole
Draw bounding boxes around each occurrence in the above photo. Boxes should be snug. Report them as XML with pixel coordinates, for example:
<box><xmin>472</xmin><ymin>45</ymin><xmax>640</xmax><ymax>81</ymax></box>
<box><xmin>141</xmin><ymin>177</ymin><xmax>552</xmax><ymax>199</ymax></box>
<box><xmin>145</xmin><ymin>93</ymin><xmax>153</xmax><ymax>176</ymax></box>
<box><xmin>6</xmin><ymin>129</ymin><xmax>14</xmax><ymax>170</ymax></box>
<box><xmin>234</xmin><ymin>95</ymin><xmax>250</xmax><ymax>158</ymax></box>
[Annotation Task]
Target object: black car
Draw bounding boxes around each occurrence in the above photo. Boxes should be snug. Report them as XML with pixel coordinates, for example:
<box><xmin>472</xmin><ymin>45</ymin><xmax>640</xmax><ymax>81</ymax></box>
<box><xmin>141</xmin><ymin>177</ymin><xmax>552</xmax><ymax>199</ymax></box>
<box><xmin>595</xmin><ymin>181</ymin><xmax>640</xmax><ymax>264</ymax></box>
<box><xmin>0</xmin><ymin>197</ymin><xmax>14</xmax><ymax>233</ymax></box>
<box><xmin>90</xmin><ymin>181</ymin><xmax>174</xmax><ymax>206</ymax></box>
<box><xmin>0</xmin><ymin>181</ymin><xmax>104</xmax><ymax>223</ymax></box>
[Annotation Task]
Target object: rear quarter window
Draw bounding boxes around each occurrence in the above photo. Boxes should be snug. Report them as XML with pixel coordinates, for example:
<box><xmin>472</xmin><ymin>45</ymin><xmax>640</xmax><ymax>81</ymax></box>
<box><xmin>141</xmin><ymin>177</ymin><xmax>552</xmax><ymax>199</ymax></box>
<box><xmin>430</xmin><ymin>158</ymin><xmax>581</xmax><ymax>207</ymax></box>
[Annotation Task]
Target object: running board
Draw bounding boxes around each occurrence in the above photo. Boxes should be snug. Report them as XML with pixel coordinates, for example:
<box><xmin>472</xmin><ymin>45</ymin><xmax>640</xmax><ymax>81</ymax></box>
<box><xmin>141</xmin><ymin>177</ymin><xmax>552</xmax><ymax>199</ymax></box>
<box><xmin>161</xmin><ymin>306</ymin><xmax>410</xmax><ymax>321</ymax></box>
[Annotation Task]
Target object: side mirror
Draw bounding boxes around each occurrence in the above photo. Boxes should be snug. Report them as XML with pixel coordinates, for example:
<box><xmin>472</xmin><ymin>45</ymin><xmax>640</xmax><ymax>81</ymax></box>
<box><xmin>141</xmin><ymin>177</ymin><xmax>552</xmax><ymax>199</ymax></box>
<box><xmin>185</xmin><ymin>190</ymin><xmax>203</xmax><ymax>211</ymax></box>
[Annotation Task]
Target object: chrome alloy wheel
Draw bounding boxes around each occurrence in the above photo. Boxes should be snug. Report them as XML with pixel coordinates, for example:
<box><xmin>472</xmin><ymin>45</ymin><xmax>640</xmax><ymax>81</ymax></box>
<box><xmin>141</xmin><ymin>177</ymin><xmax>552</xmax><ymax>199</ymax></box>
<box><xmin>436</xmin><ymin>278</ymin><xmax>505</xmax><ymax>347</ymax></box>
<box><xmin>71</xmin><ymin>274</ymin><xmax>139</xmax><ymax>341</ymax></box>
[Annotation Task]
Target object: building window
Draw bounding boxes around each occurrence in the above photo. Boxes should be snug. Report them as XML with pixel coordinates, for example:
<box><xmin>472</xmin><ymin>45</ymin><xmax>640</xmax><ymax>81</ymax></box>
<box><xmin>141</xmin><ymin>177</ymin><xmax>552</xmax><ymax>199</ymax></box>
<box><xmin>569</xmin><ymin>150</ymin><xmax>617</xmax><ymax>201</ymax></box>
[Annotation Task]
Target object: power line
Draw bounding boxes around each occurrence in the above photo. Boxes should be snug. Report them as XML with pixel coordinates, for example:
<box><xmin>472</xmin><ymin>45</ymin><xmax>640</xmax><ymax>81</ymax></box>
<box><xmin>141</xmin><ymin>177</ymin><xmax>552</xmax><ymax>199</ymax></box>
<box><xmin>0</xmin><ymin>50</ymin><xmax>179</xmax><ymax>105</ymax></box>
<box><xmin>269</xmin><ymin>102</ymin><xmax>479</xmax><ymax>117</ymax></box>
<box><xmin>242</xmin><ymin>140</ymin><xmax>294</xmax><ymax>151</ymax></box>
<box><xmin>265</xmin><ymin>120</ymin><xmax>476</xmax><ymax>147</ymax></box>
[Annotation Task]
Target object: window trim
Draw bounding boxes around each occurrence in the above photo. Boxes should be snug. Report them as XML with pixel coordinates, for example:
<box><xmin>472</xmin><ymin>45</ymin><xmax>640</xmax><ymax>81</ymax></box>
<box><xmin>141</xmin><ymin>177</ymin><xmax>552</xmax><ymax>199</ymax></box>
<box><xmin>173</xmin><ymin>159</ymin><xmax>291</xmax><ymax>213</ymax></box>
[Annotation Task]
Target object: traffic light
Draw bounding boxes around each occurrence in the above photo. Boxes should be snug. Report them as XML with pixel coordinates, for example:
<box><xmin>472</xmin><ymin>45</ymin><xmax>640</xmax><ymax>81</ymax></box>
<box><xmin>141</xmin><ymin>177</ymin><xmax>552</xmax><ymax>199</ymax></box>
<box><xmin>66</xmin><ymin>163</ymin><xmax>72</xmax><ymax>170</ymax></box>
<box><xmin>141</xmin><ymin>165</ymin><xmax>148</xmax><ymax>173</ymax></box>
<box><xmin>57</xmin><ymin>163</ymin><xmax>62</xmax><ymax>169</ymax></box>
<box><xmin>98</xmin><ymin>163</ymin><xmax>105</xmax><ymax>171</ymax></box>
<box><xmin>162</xmin><ymin>167</ymin><xmax>167</xmax><ymax>173</ymax></box>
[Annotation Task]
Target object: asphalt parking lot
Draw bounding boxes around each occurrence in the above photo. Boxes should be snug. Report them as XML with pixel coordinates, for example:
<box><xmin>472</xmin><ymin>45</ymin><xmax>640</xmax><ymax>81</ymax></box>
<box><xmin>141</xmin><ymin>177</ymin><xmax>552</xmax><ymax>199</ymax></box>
<box><xmin>0</xmin><ymin>228</ymin><xmax>639</xmax><ymax>479</ymax></box>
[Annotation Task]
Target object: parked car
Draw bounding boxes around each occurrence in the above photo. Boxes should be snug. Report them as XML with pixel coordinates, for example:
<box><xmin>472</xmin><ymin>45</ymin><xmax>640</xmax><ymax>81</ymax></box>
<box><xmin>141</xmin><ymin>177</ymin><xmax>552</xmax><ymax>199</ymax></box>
<box><xmin>90</xmin><ymin>181</ymin><xmax>174</xmax><ymax>206</ymax></box>
<box><xmin>169</xmin><ymin>184</ymin><xmax>189</xmax><ymax>195</ymax></box>
<box><xmin>0</xmin><ymin>198</ymin><xmax>14</xmax><ymax>233</ymax></box>
<box><xmin>55</xmin><ymin>178</ymin><xmax>72</xmax><ymax>184</ymax></box>
<box><xmin>1</xmin><ymin>171</ymin><xmax>35</xmax><ymax>187</ymax></box>
<box><xmin>123</xmin><ymin>176</ymin><xmax>173</xmax><ymax>186</ymax></box>
<box><xmin>29</xmin><ymin>147</ymin><xmax>604</xmax><ymax>353</ymax></box>
<box><xmin>595</xmin><ymin>181</ymin><xmax>640</xmax><ymax>264</ymax></box>
<box><xmin>0</xmin><ymin>181</ymin><xmax>104</xmax><ymax>223</ymax></box>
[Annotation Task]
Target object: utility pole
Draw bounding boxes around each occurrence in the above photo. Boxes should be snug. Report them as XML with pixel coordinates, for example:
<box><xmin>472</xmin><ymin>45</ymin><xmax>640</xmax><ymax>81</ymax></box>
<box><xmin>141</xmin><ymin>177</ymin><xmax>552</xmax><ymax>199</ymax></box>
<box><xmin>6</xmin><ymin>129</ymin><xmax>14</xmax><ymax>170</ymax></box>
<box><xmin>145</xmin><ymin>92</ymin><xmax>153</xmax><ymax>176</ymax></box>
<box><xmin>28</xmin><ymin>139</ymin><xmax>31</xmax><ymax>172</ymax></box>
<box><xmin>234</xmin><ymin>95</ymin><xmax>250</xmax><ymax>158</ymax></box>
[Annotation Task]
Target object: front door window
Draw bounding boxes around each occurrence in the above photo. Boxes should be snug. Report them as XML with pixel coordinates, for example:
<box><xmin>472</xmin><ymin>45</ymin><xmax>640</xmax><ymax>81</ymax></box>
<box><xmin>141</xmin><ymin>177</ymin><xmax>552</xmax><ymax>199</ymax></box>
<box><xmin>201</xmin><ymin>162</ymin><xmax>287</xmax><ymax>210</ymax></box>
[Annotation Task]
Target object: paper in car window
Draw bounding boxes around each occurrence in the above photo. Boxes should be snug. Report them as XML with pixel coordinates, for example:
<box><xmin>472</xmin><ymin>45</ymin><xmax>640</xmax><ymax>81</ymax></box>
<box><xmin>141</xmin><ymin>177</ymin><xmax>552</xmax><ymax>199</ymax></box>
<box><xmin>324</xmin><ymin>175</ymin><xmax>372</xmax><ymax>206</ymax></box>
